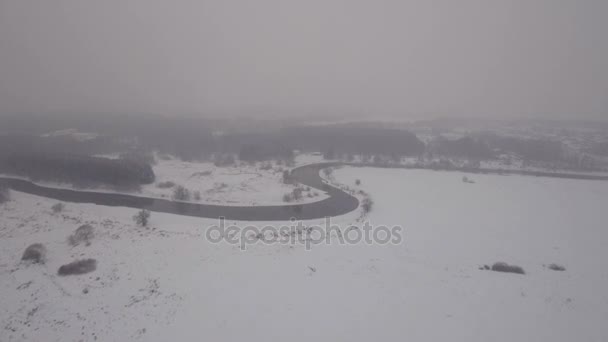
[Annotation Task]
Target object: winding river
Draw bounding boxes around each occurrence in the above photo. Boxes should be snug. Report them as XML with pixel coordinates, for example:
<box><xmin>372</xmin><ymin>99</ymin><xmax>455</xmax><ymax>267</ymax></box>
<box><xmin>0</xmin><ymin>163</ymin><xmax>359</xmax><ymax>221</ymax></box>
<box><xmin>2</xmin><ymin>162</ymin><xmax>607</xmax><ymax>221</ymax></box>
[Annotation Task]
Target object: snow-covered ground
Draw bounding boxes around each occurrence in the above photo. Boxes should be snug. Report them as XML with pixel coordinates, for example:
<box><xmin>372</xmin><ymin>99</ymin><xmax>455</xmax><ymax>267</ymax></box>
<box><xmin>135</xmin><ymin>154</ymin><xmax>327</xmax><ymax>205</ymax></box>
<box><xmin>2</xmin><ymin>167</ymin><xmax>608</xmax><ymax>341</ymax></box>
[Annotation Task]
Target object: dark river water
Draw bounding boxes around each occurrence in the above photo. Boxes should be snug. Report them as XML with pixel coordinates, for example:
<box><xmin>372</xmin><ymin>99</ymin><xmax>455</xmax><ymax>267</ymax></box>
<box><xmin>0</xmin><ymin>163</ymin><xmax>359</xmax><ymax>221</ymax></box>
<box><xmin>2</xmin><ymin>162</ymin><xmax>606</xmax><ymax>221</ymax></box>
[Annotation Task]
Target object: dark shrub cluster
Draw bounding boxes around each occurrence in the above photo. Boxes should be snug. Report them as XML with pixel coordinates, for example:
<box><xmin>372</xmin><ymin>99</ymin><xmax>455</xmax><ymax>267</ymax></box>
<box><xmin>0</xmin><ymin>153</ymin><xmax>155</xmax><ymax>187</ymax></box>
<box><xmin>133</xmin><ymin>209</ymin><xmax>151</xmax><ymax>227</ymax></box>
<box><xmin>68</xmin><ymin>224</ymin><xmax>94</xmax><ymax>246</ymax></box>
<box><xmin>157</xmin><ymin>181</ymin><xmax>176</xmax><ymax>189</ymax></box>
<box><xmin>21</xmin><ymin>243</ymin><xmax>47</xmax><ymax>264</ymax></box>
<box><xmin>491</xmin><ymin>262</ymin><xmax>525</xmax><ymax>275</ymax></box>
<box><xmin>52</xmin><ymin>202</ymin><xmax>65</xmax><ymax>213</ymax></box>
<box><xmin>173</xmin><ymin>185</ymin><xmax>191</xmax><ymax>201</ymax></box>
<box><xmin>547</xmin><ymin>263</ymin><xmax>566</xmax><ymax>271</ymax></box>
<box><xmin>282</xmin><ymin>170</ymin><xmax>293</xmax><ymax>184</ymax></box>
<box><xmin>58</xmin><ymin>259</ymin><xmax>97</xmax><ymax>276</ymax></box>
<box><xmin>361</xmin><ymin>197</ymin><xmax>374</xmax><ymax>213</ymax></box>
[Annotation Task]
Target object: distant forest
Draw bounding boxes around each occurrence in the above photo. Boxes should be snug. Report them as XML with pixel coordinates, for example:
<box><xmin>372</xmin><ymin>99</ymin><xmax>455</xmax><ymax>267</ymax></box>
<box><xmin>0</xmin><ymin>152</ymin><xmax>154</xmax><ymax>189</ymax></box>
<box><xmin>0</xmin><ymin>114</ymin><xmax>604</xmax><ymax>187</ymax></box>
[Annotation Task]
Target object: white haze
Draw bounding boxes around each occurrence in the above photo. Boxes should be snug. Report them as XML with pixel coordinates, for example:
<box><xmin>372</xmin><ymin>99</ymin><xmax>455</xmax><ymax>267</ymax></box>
<box><xmin>0</xmin><ymin>0</ymin><xmax>607</xmax><ymax>120</ymax></box>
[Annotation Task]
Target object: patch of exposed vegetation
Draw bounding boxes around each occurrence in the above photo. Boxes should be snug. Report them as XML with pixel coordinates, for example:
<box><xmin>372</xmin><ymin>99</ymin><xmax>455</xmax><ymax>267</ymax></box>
<box><xmin>361</xmin><ymin>197</ymin><xmax>374</xmax><ymax>214</ymax></box>
<box><xmin>491</xmin><ymin>262</ymin><xmax>525</xmax><ymax>275</ymax></box>
<box><xmin>68</xmin><ymin>224</ymin><xmax>94</xmax><ymax>246</ymax></box>
<box><xmin>156</xmin><ymin>181</ymin><xmax>176</xmax><ymax>189</ymax></box>
<box><xmin>546</xmin><ymin>263</ymin><xmax>566</xmax><ymax>272</ymax></box>
<box><xmin>133</xmin><ymin>209</ymin><xmax>151</xmax><ymax>227</ymax></box>
<box><xmin>51</xmin><ymin>202</ymin><xmax>65</xmax><ymax>213</ymax></box>
<box><xmin>58</xmin><ymin>259</ymin><xmax>97</xmax><ymax>276</ymax></box>
<box><xmin>21</xmin><ymin>243</ymin><xmax>47</xmax><ymax>264</ymax></box>
<box><xmin>173</xmin><ymin>185</ymin><xmax>191</xmax><ymax>201</ymax></box>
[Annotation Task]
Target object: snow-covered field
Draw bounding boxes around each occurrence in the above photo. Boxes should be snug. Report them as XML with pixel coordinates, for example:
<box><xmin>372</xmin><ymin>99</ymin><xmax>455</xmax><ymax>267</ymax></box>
<box><xmin>136</xmin><ymin>154</ymin><xmax>327</xmax><ymax>205</ymax></box>
<box><xmin>2</xmin><ymin>167</ymin><xmax>608</xmax><ymax>341</ymax></box>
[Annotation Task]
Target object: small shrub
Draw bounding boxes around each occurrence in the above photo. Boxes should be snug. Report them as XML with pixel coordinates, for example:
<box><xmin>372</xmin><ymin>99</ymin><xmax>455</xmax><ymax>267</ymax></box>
<box><xmin>355</xmin><ymin>179</ymin><xmax>361</xmax><ymax>186</ymax></box>
<box><xmin>547</xmin><ymin>263</ymin><xmax>566</xmax><ymax>272</ymax></box>
<box><xmin>0</xmin><ymin>184</ymin><xmax>10</xmax><ymax>204</ymax></box>
<box><xmin>292</xmin><ymin>188</ymin><xmax>303</xmax><ymax>201</ymax></box>
<box><xmin>57</xmin><ymin>259</ymin><xmax>97</xmax><ymax>276</ymax></box>
<box><xmin>68</xmin><ymin>224</ymin><xmax>94</xmax><ymax>246</ymax></box>
<box><xmin>133</xmin><ymin>209</ymin><xmax>151</xmax><ymax>227</ymax></box>
<box><xmin>52</xmin><ymin>203</ymin><xmax>65</xmax><ymax>213</ymax></box>
<box><xmin>282</xmin><ymin>193</ymin><xmax>293</xmax><ymax>203</ymax></box>
<box><xmin>173</xmin><ymin>185</ymin><xmax>191</xmax><ymax>201</ymax></box>
<box><xmin>361</xmin><ymin>197</ymin><xmax>374</xmax><ymax>213</ymax></box>
<box><xmin>21</xmin><ymin>243</ymin><xmax>47</xmax><ymax>264</ymax></box>
<box><xmin>491</xmin><ymin>262</ymin><xmax>525</xmax><ymax>275</ymax></box>
<box><xmin>193</xmin><ymin>191</ymin><xmax>201</xmax><ymax>201</ymax></box>
<box><xmin>157</xmin><ymin>181</ymin><xmax>176</xmax><ymax>189</ymax></box>
<box><xmin>282</xmin><ymin>170</ymin><xmax>293</xmax><ymax>184</ymax></box>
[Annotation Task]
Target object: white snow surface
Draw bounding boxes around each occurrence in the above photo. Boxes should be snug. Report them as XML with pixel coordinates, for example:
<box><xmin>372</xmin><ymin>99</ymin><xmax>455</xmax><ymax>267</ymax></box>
<box><xmin>139</xmin><ymin>156</ymin><xmax>327</xmax><ymax>205</ymax></box>
<box><xmin>1</xmin><ymin>167</ymin><xmax>608</xmax><ymax>341</ymax></box>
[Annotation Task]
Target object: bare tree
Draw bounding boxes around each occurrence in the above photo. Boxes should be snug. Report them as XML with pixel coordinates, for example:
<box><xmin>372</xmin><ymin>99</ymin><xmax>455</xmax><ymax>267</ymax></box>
<box><xmin>133</xmin><ymin>209</ymin><xmax>151</xmax><ymax>227</ymax></box>
<box><xmin>173</xmin><ymin>185</ymin><xmax>191</xmax><ymax>201</ymax></box>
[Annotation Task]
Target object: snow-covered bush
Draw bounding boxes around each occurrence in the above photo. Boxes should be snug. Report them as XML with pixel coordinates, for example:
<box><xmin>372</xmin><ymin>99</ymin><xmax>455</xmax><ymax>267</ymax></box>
<box><xmin>58</xmin><ymin>259</ymin><xmax>97</xmax><ymax>276</ymax></box>
<box><xmin>52</xmin><ymin>202</ymin><xmax>65</xmax><ymax>213</ymax></box>
<box><xmin>21</xmin><ymin>243</ymin><xmax>47</xmax><ymax>264</ymax></box>
<box><xmin>133</xmin><ymin>209</ymin><xmax>151</xmax><ymax>227</ymax></box>
<box><xmin>68</xmin><ymin>224</ymin><xmax>94</xmax><ymax>246</ymax></box>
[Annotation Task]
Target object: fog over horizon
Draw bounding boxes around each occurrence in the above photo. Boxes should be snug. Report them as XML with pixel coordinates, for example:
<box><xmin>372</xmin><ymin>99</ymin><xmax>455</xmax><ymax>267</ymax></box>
<box><xmin>1</xmin><ymin>0</ymin><xmax>607</xmax><ymax>121</ymax></box>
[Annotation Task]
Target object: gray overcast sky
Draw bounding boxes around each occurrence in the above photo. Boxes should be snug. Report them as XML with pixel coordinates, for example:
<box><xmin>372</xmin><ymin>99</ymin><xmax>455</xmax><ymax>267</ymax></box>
<box><xmin>0</xmin><ymin>0</ymin><xmax>607</xmax><ymax>120</ymax></box>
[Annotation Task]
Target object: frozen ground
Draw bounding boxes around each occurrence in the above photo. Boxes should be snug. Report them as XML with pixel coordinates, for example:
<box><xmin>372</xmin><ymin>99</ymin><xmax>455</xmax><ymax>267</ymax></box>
<box><xmin>2</xmin><ymin>167</ymin><xmax>608</xmax><ymax>341</ymax></box>
<box><xmin>135</xmin><ymin>154</ymin><xmax>327</xmax><ymax>205</ymax></box>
